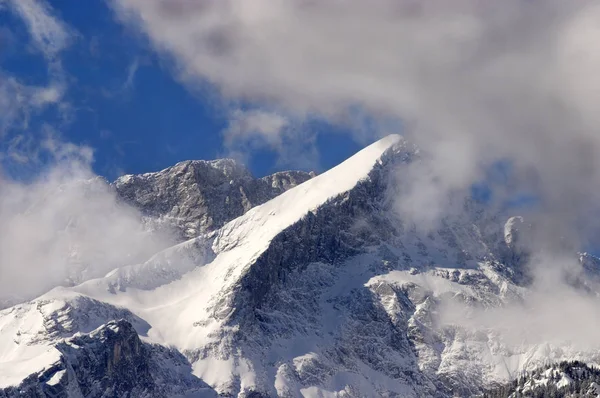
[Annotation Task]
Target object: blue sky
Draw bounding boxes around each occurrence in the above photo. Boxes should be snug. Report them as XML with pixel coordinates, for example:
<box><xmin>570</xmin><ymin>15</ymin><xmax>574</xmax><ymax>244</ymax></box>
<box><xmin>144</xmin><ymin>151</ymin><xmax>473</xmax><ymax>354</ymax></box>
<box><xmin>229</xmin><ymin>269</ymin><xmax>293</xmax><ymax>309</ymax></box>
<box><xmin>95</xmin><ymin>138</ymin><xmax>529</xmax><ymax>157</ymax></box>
<box><xmin>0</xmin><ymin>0</ymin><xmax>363</xmax><ymax>181</ymax></box>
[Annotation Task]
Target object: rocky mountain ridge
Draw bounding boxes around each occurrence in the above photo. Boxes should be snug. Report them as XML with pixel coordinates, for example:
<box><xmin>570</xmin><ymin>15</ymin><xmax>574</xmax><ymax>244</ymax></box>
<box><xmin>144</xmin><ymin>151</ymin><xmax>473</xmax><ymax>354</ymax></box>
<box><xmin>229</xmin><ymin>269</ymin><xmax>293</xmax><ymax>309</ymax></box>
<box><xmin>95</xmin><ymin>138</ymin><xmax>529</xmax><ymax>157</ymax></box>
<box><xmin>113</xmin><ymin>158</ymin><xmax>315</xmax><ymax>240</ymax></box>
<box><xmin>0</xmin><ymin>318</ymin><xmax>216</xmax><ymax>397</ymax></box>
<box><xmin>0</xmin><ymin>159</ymin><xmax>313</xmax><ymax>310</ymax></box>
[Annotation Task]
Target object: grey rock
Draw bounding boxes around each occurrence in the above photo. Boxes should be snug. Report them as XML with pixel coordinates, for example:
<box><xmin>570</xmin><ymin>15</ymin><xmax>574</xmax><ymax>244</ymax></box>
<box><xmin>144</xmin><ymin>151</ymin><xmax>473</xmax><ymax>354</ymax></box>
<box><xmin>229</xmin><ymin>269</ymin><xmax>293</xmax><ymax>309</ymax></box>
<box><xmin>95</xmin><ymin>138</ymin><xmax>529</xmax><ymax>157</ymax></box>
<box><xmin>113</xmin><ymin>159</ymin><xmax>313</xmax><ymax>240</ymax></box>
<box><xmin>0</xmin><ymin>320</ymin><xmax>216</xmax><ymax>398</ymax></box>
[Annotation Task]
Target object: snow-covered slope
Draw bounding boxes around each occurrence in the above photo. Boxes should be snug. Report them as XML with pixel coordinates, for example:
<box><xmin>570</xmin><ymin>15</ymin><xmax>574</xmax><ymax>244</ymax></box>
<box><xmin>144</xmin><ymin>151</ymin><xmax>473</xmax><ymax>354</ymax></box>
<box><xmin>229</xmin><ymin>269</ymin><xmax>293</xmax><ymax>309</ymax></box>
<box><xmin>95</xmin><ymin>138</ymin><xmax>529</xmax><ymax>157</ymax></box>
<box><xmin>0</xmin><ymin>134</ymin><xmax>405</xmax><ymax>396</ymax></box>
<box><xmin>73</xmin><ymin>134</ymin><xmax>409</xmax><ymax>395</ymax></box>
<box><xmin>2</xmin><ymin>134</ymin><xmax>600</xmax><ymax>397</ymax></box>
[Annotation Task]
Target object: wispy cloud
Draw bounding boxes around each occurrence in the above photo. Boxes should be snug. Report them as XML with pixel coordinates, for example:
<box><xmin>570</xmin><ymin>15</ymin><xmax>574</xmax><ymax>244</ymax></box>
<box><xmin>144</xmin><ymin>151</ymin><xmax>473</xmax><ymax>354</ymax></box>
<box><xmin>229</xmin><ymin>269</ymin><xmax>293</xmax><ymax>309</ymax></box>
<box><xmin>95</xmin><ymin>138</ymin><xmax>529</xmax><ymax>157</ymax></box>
<box><xmin>123</xmin><ymin>57</ymin><xmax>140</xmax><ymax>90</ymax></box>
<box><xmin>98</xmin><ymin>56</ymin><xmax>146</xmax><ymax>98</ymax></box>
<box><xmin>30</xmin><ymin>84</ymin><xmax>64</xmax><ymax>107</ymax></box>
<box><xmin>0</xmin><ymin>0</ymin><xmax>73</xmax><ymax>149</ymax></box>
<box><xmin>0</xmin><ymin>124</ymin><xmax>89</xmax><ymax>172</ymax></box>
<box><xmin>0</xmin><ymin>75</ymin><xmax>65</xmax><ymax>135</ymax></box>
<box><xmin>7</xmin><ymin>0</ymin><xmax>73</xmax><ymax>62</ymax></box>
<box><xmin>223</xmin><ymin>109</ymin><xmax>319</xmax><ymax>171</ymax></box>
<box><xmin>224</xmin><ymin>109</ymin><xmax>288</xmax><ymax>150</ymax></box>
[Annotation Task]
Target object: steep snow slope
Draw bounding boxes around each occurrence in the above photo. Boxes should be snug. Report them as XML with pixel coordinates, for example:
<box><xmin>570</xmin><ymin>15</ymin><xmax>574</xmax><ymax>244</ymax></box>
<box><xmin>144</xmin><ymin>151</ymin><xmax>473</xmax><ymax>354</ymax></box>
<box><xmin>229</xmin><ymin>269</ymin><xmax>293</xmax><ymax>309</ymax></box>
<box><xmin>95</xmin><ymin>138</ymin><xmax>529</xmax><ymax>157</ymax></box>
<box><xmin>75</xmin><ymin>134</ymin><xmax>408</xmax><ymax>394</ymax></box>
<box><xmin>0</xmin><ymin>292</ymin><xmax>150</xmax><ymax>389</ymax></box>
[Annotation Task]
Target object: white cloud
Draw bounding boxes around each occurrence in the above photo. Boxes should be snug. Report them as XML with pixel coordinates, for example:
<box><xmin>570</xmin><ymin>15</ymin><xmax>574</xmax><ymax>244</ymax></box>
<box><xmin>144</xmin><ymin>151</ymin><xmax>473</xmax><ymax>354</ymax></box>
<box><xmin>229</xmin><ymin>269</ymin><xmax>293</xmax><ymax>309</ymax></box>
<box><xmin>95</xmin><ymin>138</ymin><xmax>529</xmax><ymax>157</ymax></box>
<box><xmin>223</xmin><ymin>109</ymin><xmax>319</xmax><ymax>171</ymax></box>
<box><xmin>0</xmin><ymin>74</ymin><xmax>65</xmax><ymax>136</ymax></box>
<box><xmin>0</xmin><ymin>1</ymin><xmax>177</xmax><ymax>309</ymax></box>
<box><xmin>110</xmin><ymin>0</ymin><xmax>600</xmax><ymax>247</ymax></box>
<box><xmin>30</xmin><ymin>84</ymin><xmax>63</xmax><ymax>106</ymax></box>
<box><xmin>224</xmin><ymin>109</ymin><xmax>288</xmax><ymax>148</ymax></box>
<box><xmin>0</xmin><ymin>0</ymin><xmax>71</xmax><ymax>141</ymax></box>
<box><xmin>0</xmin><ymin>77</ymin><xmax>24</xmax><ymax>133</ymax></box>
<box><xmin>8</xmin><ymin>0</ymin><xmax>72</xmax><ymax>60</ymax></box>
<box><xmin>0</xmin><ymin>136</ymin><xmax>173</xmax><ymax>307</ymax></box>
<box><xmin>123</xmin><ymin>57</ymin><xmax>140</xmax><ymax>90</ymax></box>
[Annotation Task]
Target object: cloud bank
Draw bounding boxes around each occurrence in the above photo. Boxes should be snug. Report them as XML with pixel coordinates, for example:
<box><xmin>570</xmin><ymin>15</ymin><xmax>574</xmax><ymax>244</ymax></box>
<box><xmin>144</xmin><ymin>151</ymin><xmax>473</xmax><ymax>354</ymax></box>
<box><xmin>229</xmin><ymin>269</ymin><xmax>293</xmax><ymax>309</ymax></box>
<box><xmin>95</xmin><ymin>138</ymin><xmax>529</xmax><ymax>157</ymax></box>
<box><xmin>8</xmin><ymin>0</ymin><xmax>73</xmax><ymax>61</ymax></box>
<box><xmin>110</xmin><ymin>0</ymin><xmax>600</xmax><ymax>249</ymax></box>
<box><xmin>0</xmin><ymin>138</ymin><xmax>172</xmax><ymax>307</ymax></box>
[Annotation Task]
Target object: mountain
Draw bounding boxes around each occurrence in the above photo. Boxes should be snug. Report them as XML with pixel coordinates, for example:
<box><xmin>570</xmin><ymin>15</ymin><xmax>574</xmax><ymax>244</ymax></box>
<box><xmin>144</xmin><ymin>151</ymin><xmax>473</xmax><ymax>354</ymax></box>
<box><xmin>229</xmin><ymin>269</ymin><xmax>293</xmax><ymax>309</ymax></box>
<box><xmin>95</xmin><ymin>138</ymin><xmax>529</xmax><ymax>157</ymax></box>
<box><xmin>1</xmin><ymin>135</ymin><xmax>599</xmax><ymax>397</ymax></box>
<box><xmin>113</xmin><ymin>159</ymin><xmax>315</xmax><ymax>240</ymax></box>
<box><xmin>0</xmin><ymin>318</ymin><xmax>216</xmax><ymax>398</ymax></box>
<box><xmin>484</xmin><ymin>361</ymin><xmax>600</xmax><ymax>397</ymax></box>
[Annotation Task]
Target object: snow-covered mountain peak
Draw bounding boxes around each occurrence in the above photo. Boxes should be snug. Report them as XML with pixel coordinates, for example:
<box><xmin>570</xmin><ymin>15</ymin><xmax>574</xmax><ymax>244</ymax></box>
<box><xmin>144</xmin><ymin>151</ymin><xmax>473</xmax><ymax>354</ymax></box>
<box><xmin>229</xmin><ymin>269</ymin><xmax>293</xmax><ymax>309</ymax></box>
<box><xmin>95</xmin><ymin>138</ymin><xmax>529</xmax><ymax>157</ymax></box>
<box><xmin>73</xmin><ymin>133</ymin><xmax>406</xmax><ymax>319</ymax></box>
<box><xmin>213</xmin><ymin>134</ymin><xmax>404</xmax><ymax>254</ymax></box>
<box><xmin>115</xmin><ymin>158</ymin><xmax>253</xmax><ymax>188</ymax></box>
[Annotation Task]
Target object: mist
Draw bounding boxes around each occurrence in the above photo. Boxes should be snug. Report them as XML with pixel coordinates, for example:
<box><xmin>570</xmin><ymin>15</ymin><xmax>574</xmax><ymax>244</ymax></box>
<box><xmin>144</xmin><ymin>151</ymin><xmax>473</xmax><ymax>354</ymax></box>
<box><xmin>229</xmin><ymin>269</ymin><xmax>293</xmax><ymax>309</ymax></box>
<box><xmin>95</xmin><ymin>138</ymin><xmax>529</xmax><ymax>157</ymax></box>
<box><xmin>0</xmin><ymin>142</ymin><xmax>173</xmax><ymax>308</ymax></box>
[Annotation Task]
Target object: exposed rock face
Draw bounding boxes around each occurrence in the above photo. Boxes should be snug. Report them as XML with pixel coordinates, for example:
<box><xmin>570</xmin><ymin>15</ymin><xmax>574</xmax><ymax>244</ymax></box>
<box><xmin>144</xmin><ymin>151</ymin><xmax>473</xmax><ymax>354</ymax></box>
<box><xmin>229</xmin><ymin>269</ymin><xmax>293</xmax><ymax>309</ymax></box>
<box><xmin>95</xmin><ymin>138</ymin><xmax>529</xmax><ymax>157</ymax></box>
<box><xmin>504</xmin><ymin>216</ymin><xmax>525</xmax><ymax>249</ymax></box>
<box><xmin>496</xmin><ymin>215</ymin><xmax>533</xmax><ymax>284</ymax></box>
<box><xmin>0</xmin><ymin>320</ymin><xmax>216</xmax><ymax>398</ymax></box>
<box><xmin>113</xmin><ymin>159</ymin><xmax>314</xmax><ymax>240</ymax></box>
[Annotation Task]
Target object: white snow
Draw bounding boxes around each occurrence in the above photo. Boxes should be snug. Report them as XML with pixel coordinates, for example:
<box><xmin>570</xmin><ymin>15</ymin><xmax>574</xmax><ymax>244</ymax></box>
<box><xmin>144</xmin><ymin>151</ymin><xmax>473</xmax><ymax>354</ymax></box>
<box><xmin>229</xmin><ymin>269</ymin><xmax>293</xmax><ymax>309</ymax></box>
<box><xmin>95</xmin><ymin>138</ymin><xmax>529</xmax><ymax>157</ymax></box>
<box><xmin>367</xmin><ymin>269</ymin><xmax>473</xmax><ymax>297</ymax></box>
<box><xmin>589</xmin><ymin>381</ymin><xmax>600</xmax><ymax>396</ymax></box>
<box><xmin>504</xmin><ymin>216</ymin><xmax>524</xmax><ymax>248</ymax></box>
<box><xmin>0</xmin><ymin>301</ymin><xmax>59</xmax><ymax>388</ymax></box>
<box><xmin>0</xmin><ymin>346</ymin><xmax>61</xmax><ymax>388</ymax></box>
<box><xmin>213</xmin><ymin>134</ymin><xmax>402</xmax><ymax>256</ymax></box>
<box><xmin>114</xmin><ymin>174</ymin><xmax>134</xmax><ymax>186</ymax></box>
<box><xmin>46</xmin><ymin>369</ymin><xmax>66</xmax><ymax>386</ymax></box>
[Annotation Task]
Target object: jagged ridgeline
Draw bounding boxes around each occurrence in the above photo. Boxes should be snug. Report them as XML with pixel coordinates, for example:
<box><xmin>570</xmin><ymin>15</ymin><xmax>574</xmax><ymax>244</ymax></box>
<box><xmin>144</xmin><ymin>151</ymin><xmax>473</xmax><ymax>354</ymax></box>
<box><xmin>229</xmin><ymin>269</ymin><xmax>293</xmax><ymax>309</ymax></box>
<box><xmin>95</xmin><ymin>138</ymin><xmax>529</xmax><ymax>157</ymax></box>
<box><xmin>2</xmin><ymin>135</ymin><xmax>600</xmax><ymax>397</ymax></box>
<box><xmin>113</xmin><ymin>159</ymin><xmax>315</xmax><ymax>240</ymax></box>
<box><xmin>483</xmin><ymin>361</ymin><xmax>600</xmax><ymax>398</ymax></box>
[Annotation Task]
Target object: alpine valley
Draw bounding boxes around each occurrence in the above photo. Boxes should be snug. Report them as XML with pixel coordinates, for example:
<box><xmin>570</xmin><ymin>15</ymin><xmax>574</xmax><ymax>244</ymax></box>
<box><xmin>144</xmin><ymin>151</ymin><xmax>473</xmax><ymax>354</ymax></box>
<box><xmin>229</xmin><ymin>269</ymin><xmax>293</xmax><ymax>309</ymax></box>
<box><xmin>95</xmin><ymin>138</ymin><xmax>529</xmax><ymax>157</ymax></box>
<box><xmin>2</xmin><ymin>135</ymin><xmax>600</xmax><ymax>397</ymax></box>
